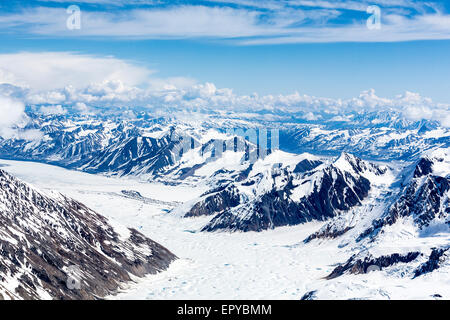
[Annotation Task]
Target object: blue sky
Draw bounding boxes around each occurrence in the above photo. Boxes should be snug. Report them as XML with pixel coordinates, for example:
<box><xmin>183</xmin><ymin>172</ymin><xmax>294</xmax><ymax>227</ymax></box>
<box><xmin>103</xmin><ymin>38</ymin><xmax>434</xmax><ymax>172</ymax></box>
<box><xmin>0</xmin><ymin>0</ymin><xmax>450</xmax><ymax>103</ymax></box>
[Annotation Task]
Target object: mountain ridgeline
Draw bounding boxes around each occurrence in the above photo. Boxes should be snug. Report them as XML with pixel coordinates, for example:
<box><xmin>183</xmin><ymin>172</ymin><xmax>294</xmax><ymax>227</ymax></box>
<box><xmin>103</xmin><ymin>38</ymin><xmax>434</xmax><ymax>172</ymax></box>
<box><xmin>0</xmin><ymin>111</ymin><xmax>449</xmax><ymax>299</ymax></box>
<box><xmin>0</xmin><ymin>169</ymin><xmax>175</xmax><ymax>300</ymax></box>
<box><xmin>186</xmin><ymin>152</ymin><xmax>387</xmax><ymax>232</ymax></box>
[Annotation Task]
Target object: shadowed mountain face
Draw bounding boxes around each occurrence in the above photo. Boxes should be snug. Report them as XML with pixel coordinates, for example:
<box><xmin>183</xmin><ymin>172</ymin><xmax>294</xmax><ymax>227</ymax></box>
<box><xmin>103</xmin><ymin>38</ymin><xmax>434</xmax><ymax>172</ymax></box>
<box><xmin>301</xmin><ymin>149</ymin><xmax>450</xmax><ymax>297</ymax></box>
<box><xmin>184</xmin><ymin>153</ymin><xmax>387</xmax><ymax>232</ymax></box>
<box><xmin>358</xmin><ymin>151</ymin><xmax>450</xmax><ymax>242</ymax></box>
<box><xmin>80</xmin><ymin>134</ymin><xmax>178</xmax><ymax>176</ymax></box>
<box><xmin>0</xmin><ymin>169</ymin><xmax>176</xmax><ymax>300</ymax></box>
<box><xmin>326</xmin><ymin>252</ymin><xmax>422</xmax><ymax>280</ymax></box>
<box><xmin>0</xmin><ymin>115</ymin><xmax>257</xmax><ymax>184</ymax></box>
<box><xmin>202</xmin><ymin>165</ymin><xmax>371</xmax><ymax>232</ymax></box>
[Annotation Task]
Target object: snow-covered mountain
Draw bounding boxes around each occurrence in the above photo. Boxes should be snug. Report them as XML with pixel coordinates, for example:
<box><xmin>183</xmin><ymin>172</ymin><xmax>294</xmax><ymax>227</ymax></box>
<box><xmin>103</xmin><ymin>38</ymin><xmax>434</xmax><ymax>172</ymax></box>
<box><xmin>299</xmin><ymin>148</ymin><xmax>449</xmax><ymax>299</ymax></box>
<box><xmin>203</xmin><ymin>109</ymin><xmax>450</xmax><ymax>161</ymax></box>
<box><xmin>0</xmin><ymin>113</ymin><xmax>259</xmax><ymax>184</ymax></box>
<box><xmin>0</xmin><ymin>110</ymin><xmax>449</xmax><ymax>300</ymax></box>
<box><xmin>356</xmin><ymin>148</ymin><xmax>449</xmax><ymax>240</ymax></box>
<box><xmin>0</xmin><ymin>169</ymin><xmax>175</xmax><ymax>300</ymax></box>
<box><xmin>180</xmin><ymin>151</ymin><xmax>389</xmax><ymax>232</ymax></box>
<box><xmin>79</xmin><ymin>128</ymin><xmax>256</xmax><ymax>185</ymax></box>
<box><xmin>2</xmin><ymin>111</ymin><xmax>447</xmax><ymax>232</ymax></box>
<box><xmin>304</xmin><ymin>148</ymin><xmax>449</xmax><ymax>245</ymax></box>
<box><xmin>0</xmin><ymin>111</ymin><xmax>448</xmax><ymax>182</ymax></box>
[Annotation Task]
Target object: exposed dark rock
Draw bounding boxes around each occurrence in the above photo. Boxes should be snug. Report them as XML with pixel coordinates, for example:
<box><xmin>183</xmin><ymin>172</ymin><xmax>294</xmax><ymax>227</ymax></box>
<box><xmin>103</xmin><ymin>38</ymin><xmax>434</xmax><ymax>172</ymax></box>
<box><xmin>185</xmin><ymin>185</ymin><xmax>241</xmax><ymax>217</ymax></box>
<box><xmin>413</xmin><ymin>158</ymin><xmax>434</xmax><ymax>178</ymax></box>
<box><xmin>293</xmin><ymin>159</ymin><xmax>323</xmax><ymax>174</ymax></box>
<box><xmin>326</xmin><ymin>252</ymin><xmax>421</xmax><ymax>280</ymax></box>
<box><xmin>300</xmin><ymin>290</ymin><xmax>317</xmax><ymax>300</ymax></box>
<box><xmin>0</xmin><ymin>169</ymin><xmax>176</xmax><ymax>300</ymax></box>
<box><xmin>236</xmin><ymin>164</ymin><xmax>254</xmax><ymax>182</ymax></box>
<box><xmin>178</xmin><ymin>163</ymin><xmax>206</xmax><ymax>180</ymax></box>
<box><xmin>414</xmin><ymin>247</ymin><xmax>449</xmax><ymax>278</ymax></box>
<box><xmin>304</xmin><ymin>225</ymin><xmax>354</xmax><ymax>243</ymax></box>
<box><xmin>121</xmin><ymin>190</ymin><xmax>143</xmax><ymax>198</ymax></box>
<box><xmin>358</xmin><ymin>157</ymin><xmax>449</xmax><ymax>242</ymax></box>
<box><xmin>203</xmin><ymin>161</ymin><xmax>372</xmax><ymax>232</ymax></box>
<box><xmin>83</xmin><ymin>135</ymin><xmax>178</xmax><ymax>177</ymax></box>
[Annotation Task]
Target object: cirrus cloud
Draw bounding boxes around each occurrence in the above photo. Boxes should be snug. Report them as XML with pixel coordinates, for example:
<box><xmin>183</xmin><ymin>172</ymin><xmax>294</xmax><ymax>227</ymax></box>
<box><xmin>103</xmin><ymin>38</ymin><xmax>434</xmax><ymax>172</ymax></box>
<box><xmin>0</xmin><ymin>1</ymin><xmax>449</xmax><ymax>43</ymax></box>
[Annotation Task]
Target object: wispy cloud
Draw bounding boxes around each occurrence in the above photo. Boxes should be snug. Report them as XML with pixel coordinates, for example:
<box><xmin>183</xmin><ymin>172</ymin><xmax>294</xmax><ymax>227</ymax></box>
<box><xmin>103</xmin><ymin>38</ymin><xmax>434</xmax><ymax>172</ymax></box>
<box><xmin>36</xmin><ymin>0</ymin><xmax>158</xmax><ymax>5</ymax></box>
<box><xmin>0</xmin><ymin>1</ymin><xmax>449</xmax><ymax>43</ymax></box>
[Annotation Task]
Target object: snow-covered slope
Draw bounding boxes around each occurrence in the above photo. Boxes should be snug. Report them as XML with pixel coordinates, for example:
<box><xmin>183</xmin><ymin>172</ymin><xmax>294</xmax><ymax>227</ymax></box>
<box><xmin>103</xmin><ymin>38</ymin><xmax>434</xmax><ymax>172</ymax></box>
<box><xmin>358</xmin><ymin>147</ymin><xmax>449</xmax><ymax>241</ymax></box>
<box><xmin>0</xmin><ymin>111</ymin><xmax>448</xmax><ymax>300</ymax></box>
<box><xmin>1</xmin><ymin>111</ymin><xmax>448</xmax><ymax>182</ymax></box>
<box><xmin>180</xmin><ymin>152</ymin><xmax>390</xmax><ymax>232</ymax></box>
<box><xmin>299</xmin><ymin>148</ymin><xmax>449</xmax><ymax>299</ymax></box>
<box><xmin>0</xmin><ymin>155</ymin><xmax>448</xmax><ymax>300</ymax></box>
<box><xmin>278</xmin><ymin>111</ymin><xmax>450</xmax><ymax>161</ymax></box>
<box><xmin>0</xmin><ymin>169</ymin><xmax>175</xmax><ymax>300</ymax></box>
<box><xmin>0</xmin><ymin>114</ymin><xmax>257</xmax><ymax>185</ymax></box>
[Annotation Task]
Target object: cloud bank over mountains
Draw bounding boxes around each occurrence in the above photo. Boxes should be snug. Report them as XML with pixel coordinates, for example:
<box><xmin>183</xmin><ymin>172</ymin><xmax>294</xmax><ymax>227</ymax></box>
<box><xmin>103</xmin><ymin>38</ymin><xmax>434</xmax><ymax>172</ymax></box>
<box><xmin>0</xmin><ymin>51</ymin><xmax>449</xmax><ymax>131</ymax></box>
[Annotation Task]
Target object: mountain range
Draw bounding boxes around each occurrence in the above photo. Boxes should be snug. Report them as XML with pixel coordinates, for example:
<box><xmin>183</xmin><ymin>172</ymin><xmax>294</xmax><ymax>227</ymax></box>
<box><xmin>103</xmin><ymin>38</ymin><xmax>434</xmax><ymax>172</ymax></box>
<box><xmin>0</xmin><ymin>110</ymin><xmax>448</xmax><ymax>299</ymax></box>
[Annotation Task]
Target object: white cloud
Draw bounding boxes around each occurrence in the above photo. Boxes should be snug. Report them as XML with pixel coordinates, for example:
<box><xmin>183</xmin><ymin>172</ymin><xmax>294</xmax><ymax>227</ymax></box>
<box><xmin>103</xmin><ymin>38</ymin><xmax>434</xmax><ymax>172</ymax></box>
<box><xmin>0</xmin><ymin>52</ymin><xmax>154</xmax><ymax>91</ymax></box>
<box><xmin>13</xmin><ymin>129</ymin><xmax>44</xmax><ymax>142</ymax></box>
<box><xmin>37</xmin><ymin>0</ymin><xmax>157</xmax><ymax>5</ymax></box>
<box><xmin>74</xmin><ymin>102</ymin><xmax>92</xmax><ymax>115</ymax></box>
<box><xmin>0</xmin><ymin>96</ymin><xmax>26</xmax><ymax>138</ymax></box>
<box><xmin>39</xmin><ymin>104</ymin><xmax>68</xmax><ymax>115</ymax></box>
<box><xmin>0</xmin><ymin>2</ymin><xmax>449</xmax><ymax>43</ymax></box>
<box><xmin>0</xmin><ymin>6</ymin><xmax>264</xmax><ymax>39</ymax></box>
<box><xmin>303</xmin><ymin>112</ymin><xmax>321</xmax><ymax>121</ymax></box>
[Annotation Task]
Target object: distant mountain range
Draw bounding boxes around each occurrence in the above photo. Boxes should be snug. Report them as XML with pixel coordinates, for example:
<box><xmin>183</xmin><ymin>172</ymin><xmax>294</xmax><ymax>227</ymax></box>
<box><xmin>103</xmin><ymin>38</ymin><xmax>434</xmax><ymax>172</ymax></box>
<box><xmin>1</xmin><ymin>110</ymin><xmax>448</xmax><ymax>177</ymax></box>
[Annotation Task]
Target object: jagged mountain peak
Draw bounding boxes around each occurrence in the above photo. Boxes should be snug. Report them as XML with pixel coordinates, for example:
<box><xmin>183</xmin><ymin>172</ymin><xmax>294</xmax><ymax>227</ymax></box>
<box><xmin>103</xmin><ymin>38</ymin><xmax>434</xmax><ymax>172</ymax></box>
<box><xmin>351</xmin><ymin>149</ymin><xmax>450</xmax><ymax>245</ymax></box>
<box><xmin>333</xmin><ymin>152</ymin><xmax>387</xmax><ymax>177</ymax></box>
<box><xmin>422</xmin><ymin>147</ymin><xmax>450</xmax><ymax>178</ymax></box>
<box><xmin>413</xmin><ymin>157</ymin><xmax>435</xmax><ymax>178</ymax></box>
<box><xmin>180</xmin><ymin>151</ymin><xmax>392</xmax><ymax>232</ymax></box>
<box><xmin>398</xmin><ymin>147</ymin><xmax>450</xmax><ymax>185</ymax></box>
